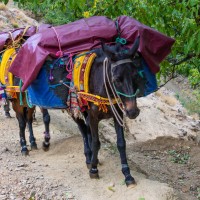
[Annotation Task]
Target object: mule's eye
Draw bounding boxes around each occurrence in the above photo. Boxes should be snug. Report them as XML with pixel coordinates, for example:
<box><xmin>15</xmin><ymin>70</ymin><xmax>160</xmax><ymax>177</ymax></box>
<box><xmin>112</xmin><ymin>77</ymin><xmax>122</xmax><ymax>83</ymax></box>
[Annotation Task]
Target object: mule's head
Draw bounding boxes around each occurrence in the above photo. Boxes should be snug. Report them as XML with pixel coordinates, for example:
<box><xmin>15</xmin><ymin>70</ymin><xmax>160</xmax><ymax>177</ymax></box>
<box><xmin>102</xmin><ymin>37</ymin><xmax>143</xmax><ymax>119</ymax></box>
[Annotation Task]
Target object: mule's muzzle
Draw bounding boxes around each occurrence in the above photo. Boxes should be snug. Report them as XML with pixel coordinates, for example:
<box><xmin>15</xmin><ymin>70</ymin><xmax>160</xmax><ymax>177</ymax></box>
<box><xmin>126</xmin><ymin>107</ymin><xmax>140</xmax><ymax>119</ymax></box>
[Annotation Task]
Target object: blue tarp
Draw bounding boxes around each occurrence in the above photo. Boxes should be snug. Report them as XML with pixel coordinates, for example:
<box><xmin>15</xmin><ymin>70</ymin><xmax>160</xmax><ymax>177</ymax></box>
<box><xmin>27</xmin><ymin>66</ymin><xmax>67</xmax><ymax>109</ymax></box>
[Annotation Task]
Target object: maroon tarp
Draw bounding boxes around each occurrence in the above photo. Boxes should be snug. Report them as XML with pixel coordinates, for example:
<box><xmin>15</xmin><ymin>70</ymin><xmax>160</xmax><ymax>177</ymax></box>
<box><xmin>0</xmin><ymin>24</ymin><xmax>51</xmax><ymax>51</ymax></box>
<box><xmin>117</xmin><ymin>16</ymin><xmax>175</xmax><ymax>73</ymax></box>
<box><xmin>10</xmin><ymin>16</ymin><xmax>117</xmax><ymax>91</ymax></box>
<box><xmin>9</xmin><ymin>16</ymin><xmax>175</xmax><ymax>91</ymax></box>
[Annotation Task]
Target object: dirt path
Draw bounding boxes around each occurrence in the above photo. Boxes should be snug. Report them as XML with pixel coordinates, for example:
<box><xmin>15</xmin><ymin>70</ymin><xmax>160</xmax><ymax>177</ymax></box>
<box><xmin>0</xmin><ymin>88</ymin><xmax>199</xmax><ymax>200</ymax></box>
<box><xmin>0</xmin><ymin>108</ymin><xmax>177</xmax><ymax>200</ymax></box>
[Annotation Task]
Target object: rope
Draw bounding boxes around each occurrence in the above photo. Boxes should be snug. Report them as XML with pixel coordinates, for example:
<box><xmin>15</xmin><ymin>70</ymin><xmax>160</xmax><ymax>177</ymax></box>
<box><xmin>25</xmin><ymin>91</ymin><xmax>33</xmax><ymax>108</ymax></box>
<box><xmin>115</xmin><ymin>19</ymin><xmax>127</xmax><ymax>44</ymax></box>
<box><xmin>65</xmin><ymin>53</ymin><xmax>74</xmax><ymax>80</ymax></box>
<box><xmin>113</xmin><ymin>84</ymin><xmax>140</xmax><ymax>97</ymax></box>
<box><xmin>22</xmin><ymin>26</ymin><xmax>30</xmax><ymax>37</ymax></box>
<box><xmin>103</xmin><ymin>58</ymin><xmax>124</xmax><ymax>126</ymax></box>
<box><xmin>49</xmin><ymin>81</ymin><xmax>70</xmax><ymax>89</ymax></box>
<box><xmin>19</xmin><ymin>79</ymin><xmax>23</xmax><ymax>106</ymax></box>
<box><xmin>51</xmin><ymin>26</ymin><xmax>63</xmax><ymax>57</ymax></box>
<box><xmin>105</xmin><ymin>59</ymin><xmax>126</xmax><ymax>114</ymax></box>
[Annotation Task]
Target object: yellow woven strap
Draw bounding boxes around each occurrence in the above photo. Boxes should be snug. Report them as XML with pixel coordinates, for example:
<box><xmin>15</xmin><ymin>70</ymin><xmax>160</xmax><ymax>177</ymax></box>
<box><xmin>78</xmin><ymin>92</ymin><xmax>118</xmax><ymax>112</ymax></box>
<box><xmin>78</xmin><ymin>91</ymin><xmax>118</xmax><ymax>105</ymax></box>
<box><xmin>5</xmin><ymin>86</ymin><xmax>20</xmax><ymax>99</ymax></box>
<box><xmin>5</xmin><ymin>86</ymin><xmax>20</xmax><ymax>92</ymax></box>
<box><xmin>78</xmin><ymin>91</ymin><xmax>119</xmax><ymax>112</ymax></box>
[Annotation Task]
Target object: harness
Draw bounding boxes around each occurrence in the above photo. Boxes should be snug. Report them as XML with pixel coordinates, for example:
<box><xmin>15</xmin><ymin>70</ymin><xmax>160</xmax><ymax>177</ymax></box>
<box><xmin>69</xmin><ymin>52</ymin><xmax>119</xmax><ymax>113</ymax></box>
<box><xmin>68</xmin><ymin>53</ymin><xmax>139</xmax><ymax>123</ymax></box>
<box><xmin>103</xmin><ymin>58</ymin><xmax>140</xmax><ymax>126</ymax></box>
<box><xmin>0</xmin><ymin>26</ymin><xmax>35</xmax><ymax>107</ymax></box>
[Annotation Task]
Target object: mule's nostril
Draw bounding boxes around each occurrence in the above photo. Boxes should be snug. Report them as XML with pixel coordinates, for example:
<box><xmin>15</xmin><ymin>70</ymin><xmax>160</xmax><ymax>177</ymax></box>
<box><xmin>126</xmin><ymin>108</ymin><xmax>140</xmax><ymax>119</ymax></box>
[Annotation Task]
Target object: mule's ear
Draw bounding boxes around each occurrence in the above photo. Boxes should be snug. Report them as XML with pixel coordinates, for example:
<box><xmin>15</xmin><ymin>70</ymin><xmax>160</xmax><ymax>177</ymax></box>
<box><xmin>101</xmin><ymin>43</ymin><xmax>115</xmax><ymax>59</ymax></box>
<box><xmin>128</xmin><ymin>36</ymin><xmax>140</xmax><ymax>57</ymax></box>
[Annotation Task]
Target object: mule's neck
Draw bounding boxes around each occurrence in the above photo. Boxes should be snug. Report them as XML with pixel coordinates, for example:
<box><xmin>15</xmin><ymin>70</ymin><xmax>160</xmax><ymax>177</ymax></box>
<box><xmin>89</xmin><ymin>52</ymin><xmax>113</xmax><ymax>99</ymax></box>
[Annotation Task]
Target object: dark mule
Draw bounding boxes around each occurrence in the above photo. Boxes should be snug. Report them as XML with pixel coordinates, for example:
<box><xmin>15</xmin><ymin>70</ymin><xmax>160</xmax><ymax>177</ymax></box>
<box><xmin>72</xmin><ymin>37</ymin><xmax>142</xmax><ymax>187</ymax></box>
<box><xmin>6</xmin><ymin>77</ymin><xmax>51</xmax><ymax>156</ymax></box>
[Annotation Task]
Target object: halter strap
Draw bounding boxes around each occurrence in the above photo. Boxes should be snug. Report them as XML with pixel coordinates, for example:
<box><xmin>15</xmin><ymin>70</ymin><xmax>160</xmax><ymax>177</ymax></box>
<box><xmin>111</xmin><ymin>59</ymin><xmax>133</xmax><ymax>68</ymax></box>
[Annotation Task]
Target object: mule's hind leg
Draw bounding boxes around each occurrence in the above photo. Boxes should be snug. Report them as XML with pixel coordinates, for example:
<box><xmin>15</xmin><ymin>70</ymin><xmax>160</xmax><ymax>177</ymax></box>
<box><xmin>27</xmin><ymin>107</ymin><xmax>37</xmax><ymax>150</ymax></box>
<box><xmin>88</xmin><ymin>115</ymin><xmax>100</xmax><ymax>179</ymax></box>
<box><xmin>73</xmin><ymin>114</ymin><xmax>92</xmax><ymax>168</ymax></box>
<box><xmin>114</xmin><ymin>117</ymin><xmax>136</xmax><ymax>187</ymax></box>
<box><xmin>41</xmin><ymin>108</ymin><xmax>51</xmax><ymax>151</ymax></box>
<box><xmin>16</xmin><ymin>112</ymin><xmax>29</xmax><ymax>155</ymax></box>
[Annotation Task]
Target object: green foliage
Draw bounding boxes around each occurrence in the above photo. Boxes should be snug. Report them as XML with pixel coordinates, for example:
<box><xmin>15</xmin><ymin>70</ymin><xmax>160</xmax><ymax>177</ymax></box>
<box><xmin>168</xmin><ymin>148</ymin><xmax>190</xmax><ymax>164</ymax></box>
<box><xmin>197</xmin><ymin>187</ymin><xmax>200</xmax><ymax>200</ymax></box>
<box><xmin>0</xmin><ymin>0</ymin><xmax>199</xmax><ymax>91</ymax></box>
<box><xmin>176</xmin><ymin>89</ymin><xmax>200</xmax><ymax>116</ymax></box>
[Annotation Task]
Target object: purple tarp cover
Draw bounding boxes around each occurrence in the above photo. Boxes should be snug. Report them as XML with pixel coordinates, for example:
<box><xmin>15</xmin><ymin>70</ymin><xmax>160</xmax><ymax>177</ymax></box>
<box><xmin>117</xmin><ymin>16</ymin><xmax>175</xmax><ymax>73</ymax></box>
<box><xmin>0</xmin><ymin>24</ymin><xmax>51</xmax><ymax>51</ymax></box>
<box><xmin>9</xmin><ymin>16</ymin><xmax>175</xmax><ymax>91</ymax></box>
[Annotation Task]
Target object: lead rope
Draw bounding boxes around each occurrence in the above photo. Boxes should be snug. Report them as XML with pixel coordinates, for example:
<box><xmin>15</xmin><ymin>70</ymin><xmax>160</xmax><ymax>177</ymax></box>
<box><xmin>103</xmin><ymin>58</ymin><xmax>124</xmax><ymax>127</ymax></box>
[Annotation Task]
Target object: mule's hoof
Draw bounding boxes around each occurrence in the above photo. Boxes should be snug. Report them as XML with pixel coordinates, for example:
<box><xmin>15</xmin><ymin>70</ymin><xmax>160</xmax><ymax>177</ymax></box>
<box><xmin>42</xmin><ymin>142</ymin><xmax>50</xmax><ymax>151</ymax></box>
<box><xmin>125</xmin><ymin>176</ymin><xmax>136</xmax><ymax>188</ymax></box>
<box><xmin>89</xmin><ymin>168</ymin><xmax>99</xmax><ymax>179</ymax></box>
<box><xmin>42</xmin><ymin>146</ymin><xmax>50</xmax><ymax>152</ymax></box>
<box><xmin>21</xmin><ymin>150</ymin><xmax>29</xmax><ymax>156</ymax></box>
<box><xmin>42</xmin><ymin>141</ymin><xmax>50</xmax><ymax>151</ymax></box>
<box><xmin>5</xmin><ymin>112</ymin><xmax>12</xmax><ymax>118</ymax></box>
<box><xmin>31</xmin><ymin>143</ymin><xmax>38</xmax><ymax>150</ymax></box>
<box><xmin>127</xmin><ymin>182</ymin><xmax>137</xmax><ymax>188</ymax></box>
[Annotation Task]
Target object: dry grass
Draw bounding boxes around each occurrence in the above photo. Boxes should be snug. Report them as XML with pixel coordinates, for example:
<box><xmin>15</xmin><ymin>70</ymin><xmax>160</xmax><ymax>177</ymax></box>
<box><xmin>0</xmin><ymin>3</ymin><xmax>7</xmax><ymax>10</ymax></box>
<box><xmin>0</xmin><ymin>4</ymin><xmax>38</xmax><ymax>32</ymax></box>
<box><xmin>155</xmin><ymin>91</ymin><xmax>178</xmax><ymax>106</ymax></box>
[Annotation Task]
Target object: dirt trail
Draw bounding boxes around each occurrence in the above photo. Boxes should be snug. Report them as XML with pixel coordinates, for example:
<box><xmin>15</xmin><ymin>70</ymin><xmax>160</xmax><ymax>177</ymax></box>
<box><xmin>0</xmin><ymin>88</ymin><xmax>199</xmax><ymax>200</ymax></box>
<box><xmin>0</xmin><ymin>107</ymin><xmax>176</xmax><ymax>200</ymax></box>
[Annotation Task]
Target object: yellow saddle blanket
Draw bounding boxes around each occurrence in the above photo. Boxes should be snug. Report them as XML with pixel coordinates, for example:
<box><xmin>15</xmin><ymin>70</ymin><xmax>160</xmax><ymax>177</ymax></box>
<box><xmin>0</xmin><ymin>48</ymin><xmax>16</xmax><ymax>86</ymax></box>
<box><xmin>0</xmin><ymin>48</ymin><xmax>19</xmax><ymax>98</ymax></box>
<box><xmin>73</xmin><ymin>52</ymin><xmax>97</xmax><ymax>92</ymax></box>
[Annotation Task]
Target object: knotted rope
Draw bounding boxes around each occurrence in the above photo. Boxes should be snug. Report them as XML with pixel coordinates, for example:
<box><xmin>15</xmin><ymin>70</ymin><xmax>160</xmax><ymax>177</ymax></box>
<box><xmin>52</xmin><ymin>26</ymin><xmax>63</xmax><ymax>57</ymax></box>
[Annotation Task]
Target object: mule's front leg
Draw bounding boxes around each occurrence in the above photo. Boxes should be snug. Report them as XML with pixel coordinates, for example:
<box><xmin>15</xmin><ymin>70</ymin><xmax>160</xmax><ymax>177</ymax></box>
<box><xmin>41</xmin><ymin>108</ymin><xmax>51</xmax><ymax>151</ymax></box>
<box><xmin>114</xmin><ymin>117</ymin><xmax>136</xmax><ymax>187</ymax></box>
<box><xmin>89</xmin><ymin>116</ymin><xmax>100</xmax><ymax>179</ymax></box>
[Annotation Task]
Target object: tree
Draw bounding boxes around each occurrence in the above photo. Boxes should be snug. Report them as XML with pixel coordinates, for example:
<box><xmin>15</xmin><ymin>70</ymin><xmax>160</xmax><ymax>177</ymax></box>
<box><xmin>1</xmin><ymin>0</ymin><xmax>200</xmax><ymax>88</ymax></box>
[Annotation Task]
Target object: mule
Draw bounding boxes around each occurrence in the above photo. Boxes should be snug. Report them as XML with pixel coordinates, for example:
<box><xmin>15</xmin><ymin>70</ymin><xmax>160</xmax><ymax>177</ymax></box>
<box><xmin>71</xmin><ymin>37</ymin><xmax>143</xmax><ymax>187</ymax></box>
<box><xmin>7</xmin><ymin>29</ymin><xmax>142</xmax><ymax>178</ymax></box>
<box><xmin>7</xmin><ymin>77</ymin><xmax>51</xmax><ymax>156</ymax></box>
<box><xmin>0</xmin><ymin>49</ymin><xmax>51</xmax><ymax>155</ymax></box>
<box><xmin>16</xmin><ymin>36</ymin><xmax>143</xmax><ymax>185</ymax></box>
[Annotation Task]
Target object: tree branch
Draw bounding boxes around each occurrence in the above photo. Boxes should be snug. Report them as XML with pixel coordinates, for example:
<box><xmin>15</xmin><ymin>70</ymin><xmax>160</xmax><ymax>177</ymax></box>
<box><xmin>168</xmin><ymin>53</ymin><xmax>197</xmax><ymax>66</ymax></box>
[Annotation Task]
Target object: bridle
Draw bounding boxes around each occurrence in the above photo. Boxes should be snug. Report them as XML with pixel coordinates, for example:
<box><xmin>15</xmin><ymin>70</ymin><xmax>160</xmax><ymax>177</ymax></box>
<box><xmin>103</xmin><ymin>57</ymin><xmax>139</xmax><ymax>126</ymax></box>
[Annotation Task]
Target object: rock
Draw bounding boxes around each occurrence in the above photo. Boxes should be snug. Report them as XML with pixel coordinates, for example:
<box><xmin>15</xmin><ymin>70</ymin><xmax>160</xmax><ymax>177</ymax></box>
<box><xmin>66</xmin><ymin>192</ymin><xmax>74</xmax><ymax>199</ymax></box>
<box><xmin>0</xmin><ymin>195</ymin><xmax>7</xmax><ymax>200</ymax></box>
<box><xmin>17</xmin><ymin>163</ymin><xmax>28</xmax><ymax>168</ymax></box>
<box><xmin>178</xmin><ymin>129</ymin><xmax>187</xmax><ymax>137</ymax></box>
